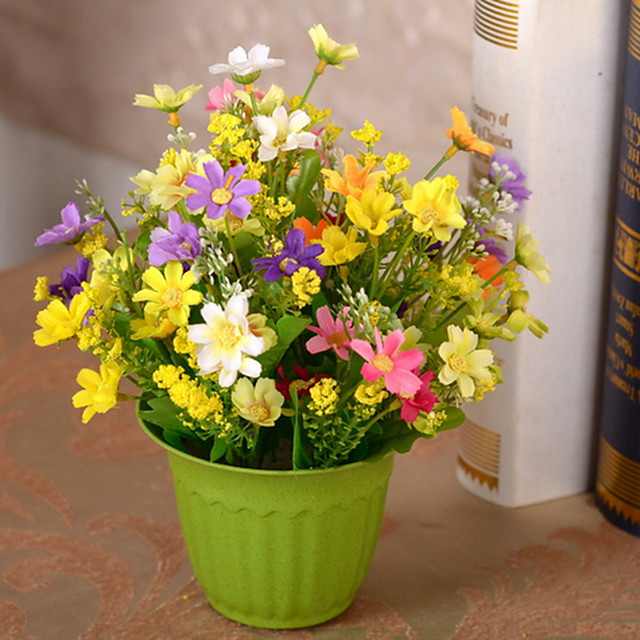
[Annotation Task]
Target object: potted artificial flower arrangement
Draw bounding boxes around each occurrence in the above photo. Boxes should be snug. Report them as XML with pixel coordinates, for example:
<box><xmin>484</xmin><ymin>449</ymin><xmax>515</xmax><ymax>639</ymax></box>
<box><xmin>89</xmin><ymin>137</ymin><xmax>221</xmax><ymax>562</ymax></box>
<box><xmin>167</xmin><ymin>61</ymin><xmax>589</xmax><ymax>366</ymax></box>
<box><xmin>33</xmin><ymin>25</ymin><xmax>549</xmax><ymax>629</ymax></box>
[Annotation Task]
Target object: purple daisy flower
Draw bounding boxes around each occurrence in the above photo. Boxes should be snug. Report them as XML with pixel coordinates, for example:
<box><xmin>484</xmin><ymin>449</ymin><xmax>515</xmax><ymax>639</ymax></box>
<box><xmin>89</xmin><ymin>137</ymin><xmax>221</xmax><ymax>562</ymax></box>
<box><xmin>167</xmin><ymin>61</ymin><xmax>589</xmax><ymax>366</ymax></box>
<box><xmin>489</xmin><ymin>154</ymin><xmax>532</xmax><ymax>210</ymax></box>
<box><xmin>148</xmin><ymin>211</ymin><xmax>202</xmax><ymax>266</ymax></box>
<box><xmin>252</xmin><ymin>228</ymin><xmax>326</xmax><ymax>282</ymax></box>
<box><xmin>184</xmin><ymin>160</ymin><xmax>261</xmax><ymax>220</ymax></box>
<box><xmin>49</xmin><ymin>257</ymin><xmax>91</xmax><ymax>303</ymax></box>
<box><xmin>35</xmin><ymin>202</ymin><xmax>104</xmax><ymax>246</ymax></box>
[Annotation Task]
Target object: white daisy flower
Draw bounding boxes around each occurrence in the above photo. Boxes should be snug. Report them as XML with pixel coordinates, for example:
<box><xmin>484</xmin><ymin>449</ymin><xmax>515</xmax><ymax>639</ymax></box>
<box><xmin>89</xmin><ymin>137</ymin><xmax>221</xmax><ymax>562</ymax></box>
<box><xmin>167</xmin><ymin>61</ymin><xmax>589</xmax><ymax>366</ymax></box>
<box><xmin>187</xmin><ymin>294</ymin><xmax>266</xmax><ymax>387</ymax></box>
<box><xmin>209</xmin><ymin>44</ymin><xmax>284</xmax><ymax>83</ymax></box>
<box><xmin>253</xmin><ymin>106</ymin><xmax>316</xmax><ymax>162</ymax></box>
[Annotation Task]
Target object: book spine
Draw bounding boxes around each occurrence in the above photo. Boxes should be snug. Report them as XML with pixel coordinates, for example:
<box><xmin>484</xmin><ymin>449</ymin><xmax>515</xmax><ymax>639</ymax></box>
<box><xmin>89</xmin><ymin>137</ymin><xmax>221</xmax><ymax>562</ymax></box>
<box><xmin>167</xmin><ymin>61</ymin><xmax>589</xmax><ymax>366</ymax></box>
<box><xmin>456</xmin><ymin>0</ymin><xmax>624</xmax><ymax>507</ymax></box>
<box><xmin>596</xmin><ymin>0</ymin><xmax>640</xmax><ymax>536</ymax></box>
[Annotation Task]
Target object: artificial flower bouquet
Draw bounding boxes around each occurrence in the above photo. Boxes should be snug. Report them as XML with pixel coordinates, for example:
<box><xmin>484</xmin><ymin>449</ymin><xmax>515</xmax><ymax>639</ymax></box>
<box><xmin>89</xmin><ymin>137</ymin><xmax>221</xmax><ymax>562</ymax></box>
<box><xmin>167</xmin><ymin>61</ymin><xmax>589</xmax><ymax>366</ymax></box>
<box><xmin>33</xmin><ymin>25</ymin><xmax>549</xmax><ymax>471</ymax></box>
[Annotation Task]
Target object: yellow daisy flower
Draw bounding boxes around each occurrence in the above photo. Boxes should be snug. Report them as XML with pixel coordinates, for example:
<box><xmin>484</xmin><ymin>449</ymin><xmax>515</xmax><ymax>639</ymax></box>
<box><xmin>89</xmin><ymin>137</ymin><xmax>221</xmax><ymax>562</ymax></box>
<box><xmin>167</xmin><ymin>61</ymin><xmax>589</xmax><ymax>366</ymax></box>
<box><xmin>317</xmin><ymin>225</ymin><xmax>366</xmax><ymax>266</ymax></box>
<box><xmin>345</xmin><ymin>189</ymin><xmax>400</xmax><ymax>237</ymax></box>
<box><xmin>72</xmin><ymin>361</ymin><xmax>123</xmax><ymax>423</ymax></box>
<box><xmin>403</xmin><ymin>176</ymin><xmax>466</xmax><ymax>242</ymax></box>
<box><xmin>33</xmin><ymin>291</ymin><xmax>92</xmax><ymax>347</ymax></box>
<box><xmin>132</xmin><ymin>261</ymin><xmax>203</xmax><ymax>326</ymax></box>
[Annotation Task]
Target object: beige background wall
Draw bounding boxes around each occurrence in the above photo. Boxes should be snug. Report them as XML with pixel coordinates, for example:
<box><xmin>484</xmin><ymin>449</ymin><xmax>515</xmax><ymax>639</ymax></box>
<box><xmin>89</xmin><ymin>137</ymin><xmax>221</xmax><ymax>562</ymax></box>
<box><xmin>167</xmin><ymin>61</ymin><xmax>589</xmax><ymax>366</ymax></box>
<box><xmin>0</xmin><ymin>0</ymin><xmax>474</xmax><ymax>270</ymax></box>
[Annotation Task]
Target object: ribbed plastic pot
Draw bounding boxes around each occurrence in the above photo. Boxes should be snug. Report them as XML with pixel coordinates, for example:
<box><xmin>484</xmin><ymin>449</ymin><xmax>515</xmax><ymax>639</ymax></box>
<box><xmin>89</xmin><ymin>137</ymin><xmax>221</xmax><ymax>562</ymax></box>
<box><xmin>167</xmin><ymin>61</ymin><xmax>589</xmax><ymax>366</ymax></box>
<box><xmin>140</xmin><ymin>419</ymin><xmax>394</xmax><ymax>629</ymax></box>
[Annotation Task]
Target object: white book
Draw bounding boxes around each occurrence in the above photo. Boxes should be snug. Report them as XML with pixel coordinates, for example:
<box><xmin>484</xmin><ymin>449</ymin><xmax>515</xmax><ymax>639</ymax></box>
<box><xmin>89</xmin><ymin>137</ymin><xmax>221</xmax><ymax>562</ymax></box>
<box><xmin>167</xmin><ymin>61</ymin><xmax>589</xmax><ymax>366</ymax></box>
<box><xmin>456</xmin><ymin>0</ymin><xmax>626</xmax><ymax>507</ymax></box>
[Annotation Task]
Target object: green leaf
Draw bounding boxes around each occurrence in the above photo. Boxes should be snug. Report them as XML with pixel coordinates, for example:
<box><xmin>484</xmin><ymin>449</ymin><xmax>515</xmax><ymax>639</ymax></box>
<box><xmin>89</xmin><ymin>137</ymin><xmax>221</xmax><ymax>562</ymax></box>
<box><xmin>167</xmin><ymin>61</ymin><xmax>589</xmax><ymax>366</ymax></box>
<box><xmin>287</xmin><ymin>149</ymin><xmax>322</xmax><ymax>222</ymax></box>
<box><xmin>438</xmin><ymin>405</ymin><xmax>466</xmax><ymax>431</ymax></box>
<box><xmin>291</xmin><ymin>392</ymin><xmax>312</xmax><ymax>469</ymax></box>
<box><xmin>257</xmin><ymin>315</ymin><xmax>310</xmax><ymax>374</ymax></box>
<box><xmin>133</xmin><ymin>228</ymin><xmax>151</xmax><ymax>258</ymax></box>
<box><xmin>209</xmin><ymin>436</ymin><xmax>229</xmax><ymax>462</ymax></box>
<box><xmin>364</xmin><ymin>417</ymin><xmax>420</xmax><ymax>459</ymax></box>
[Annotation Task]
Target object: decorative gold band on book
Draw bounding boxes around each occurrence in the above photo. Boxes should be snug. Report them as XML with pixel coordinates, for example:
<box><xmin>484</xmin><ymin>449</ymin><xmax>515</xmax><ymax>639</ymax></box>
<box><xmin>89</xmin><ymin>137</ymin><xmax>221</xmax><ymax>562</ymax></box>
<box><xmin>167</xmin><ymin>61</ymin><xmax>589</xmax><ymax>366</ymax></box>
<box><xmin>629</xmin><ymin>0</ymin><xmax>640</xmax><ymax>62</ymax></box>
<box><xmin>474</xmin><ymin>0</ymin><xmax>519</xmax><ymax>51</ymax></box>
<box><xmin>457</xmin><ymin>420</ymin><xmax>501</xmax><ymax>490</ymax></box>
<box><xmin>597</xmin><ymin>437</ymin><xmax>640</xmax><ymax>524</ymax></box>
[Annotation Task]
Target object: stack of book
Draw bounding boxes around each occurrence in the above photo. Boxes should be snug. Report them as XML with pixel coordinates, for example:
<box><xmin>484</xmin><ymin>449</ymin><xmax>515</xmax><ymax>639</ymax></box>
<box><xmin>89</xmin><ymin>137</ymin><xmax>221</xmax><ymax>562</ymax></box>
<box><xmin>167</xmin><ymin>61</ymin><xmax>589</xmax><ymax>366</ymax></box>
<box><xmin>457</xmin><ymin>0</ymin><xmax>626</xmax><ymax>507</ymax></box>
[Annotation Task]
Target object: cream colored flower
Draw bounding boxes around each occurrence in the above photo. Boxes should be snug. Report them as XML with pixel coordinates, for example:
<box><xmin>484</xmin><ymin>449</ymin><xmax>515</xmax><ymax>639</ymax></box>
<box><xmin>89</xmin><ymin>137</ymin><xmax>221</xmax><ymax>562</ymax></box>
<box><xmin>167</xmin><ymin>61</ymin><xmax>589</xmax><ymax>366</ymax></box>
<box><xmin>515</xmin><ymin>223</ymin><xmax>551</xmax><ymax>285</ymax></box>
<box><xmin>438</xmin><ymin>325</ymin><xmax>493</xmax><ymax>398</ymax></box>
<box><xmin>308</xmin><ymin>24</ymin><xmax>360</xmax><ymax>69</ymax></box>
<box><xmin>133</xmin><ymin>83</ymin><xmax>202</xmax><ymax>112</ymax></box>
<box><xmin>232</xmin><ymin>377</ymin><xmax>284</xmax><ymax>426</ymax></box>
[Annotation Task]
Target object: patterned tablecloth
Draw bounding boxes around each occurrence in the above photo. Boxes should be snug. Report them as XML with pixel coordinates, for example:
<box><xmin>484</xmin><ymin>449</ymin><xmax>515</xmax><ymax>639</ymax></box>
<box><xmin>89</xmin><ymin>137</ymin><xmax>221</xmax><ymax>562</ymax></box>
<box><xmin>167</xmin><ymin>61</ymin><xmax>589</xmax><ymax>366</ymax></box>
<box><xmin>2</xmin><ymin>249</ymin><xmax>640</xmax><ymax>640</ymax></box>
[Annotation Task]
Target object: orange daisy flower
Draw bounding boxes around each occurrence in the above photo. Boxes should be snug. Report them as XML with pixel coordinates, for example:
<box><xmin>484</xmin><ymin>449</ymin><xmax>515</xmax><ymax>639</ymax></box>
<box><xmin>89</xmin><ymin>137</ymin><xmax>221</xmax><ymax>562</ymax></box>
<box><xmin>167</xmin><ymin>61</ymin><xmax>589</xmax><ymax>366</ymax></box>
<box><xmin>293</xmin><ymin>217</ymin><xmax>330</xmax><ymax>245</ymax></box>
<box><xmin>321</xmin><ymin>155</ymin><xmax>386</xmax><ymax>199</ymax></box>
<box><xmin>445</xmin><ymin>107</ymin><xmax>495</xmax><ymax>157</ymax></box>
<box><xmin>469</xmin><ymin>254</ymin><xmax>504</xmax><ymax>297</ymax></box>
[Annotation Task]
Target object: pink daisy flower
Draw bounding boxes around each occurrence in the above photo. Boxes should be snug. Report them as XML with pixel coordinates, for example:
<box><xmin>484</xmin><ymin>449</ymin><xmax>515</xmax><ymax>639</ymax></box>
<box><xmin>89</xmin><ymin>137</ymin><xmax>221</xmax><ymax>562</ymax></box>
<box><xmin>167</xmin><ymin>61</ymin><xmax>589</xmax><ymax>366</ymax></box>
<box><xmin>305</xmin><ymin>306</ymin><xmax>354</xmax><ymax>361</ymax></box>
<box><xmin>399</xmin><ymin>370</ymin><xmax>438</xmax><ymax>423</ymax></box>
<box><xmin>351</xmin><ymin>329</ymin><xmax>424</xmax><ymax>396</ymax></box>
<box><xmin>205</xmin><ymin>79</ymin><xmax>238</xmax><ymax>111</ymax></box>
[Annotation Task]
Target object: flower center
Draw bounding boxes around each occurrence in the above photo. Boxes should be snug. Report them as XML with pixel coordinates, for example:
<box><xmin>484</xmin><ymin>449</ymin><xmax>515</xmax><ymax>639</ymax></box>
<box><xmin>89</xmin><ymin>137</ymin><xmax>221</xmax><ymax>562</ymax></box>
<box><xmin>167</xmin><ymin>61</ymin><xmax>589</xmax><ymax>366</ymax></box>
<box><xmin>448</xmin><ymin>353</ymin><xmax>468</xmax><ymax>373</ymax></box>
<box><xmin>226</xmin><ymin>213</ymin><xmax>243</xmax><ymax>232</ymax></box>
<box><xmin>219</xmin><ymin>324</ymin><xmax>241</xmax><ymax>349</ymax></box>
<box><xmin>273</xmin><ymin>133</ymin><xmax>288</xmax><ymax>148</ymax></box>
<box><xmin>418</xmin><ymin>208</ymin><xmax>439</xmax><ymax>226</ymax></box>
<box><xmin>327</xmin><ymin>331</ymin><xmax>347</xmax><ymax>347</ymax></box>
<box><xmin>161</xmin><ymin>287</ymin><xmax>184</xmax><ymax>308</ymax></box>
<box><xmin>248</xmin><ymin>403</ymin><xmax>270</xmax><ymax>423</ymax></box>
<box><xmin>371</xmin><ymin>353</ymin><xmax>394</xmax><ymax>373</ymax></box>
<box><xmin>279</xmin><ymin>257</ymin><xmax>298</xmax><ymax>273</ymax></box>
<box><xmin>211</xmin><ymin>187</ymin><xmax>234</xmax><ymax>205</ymax></box>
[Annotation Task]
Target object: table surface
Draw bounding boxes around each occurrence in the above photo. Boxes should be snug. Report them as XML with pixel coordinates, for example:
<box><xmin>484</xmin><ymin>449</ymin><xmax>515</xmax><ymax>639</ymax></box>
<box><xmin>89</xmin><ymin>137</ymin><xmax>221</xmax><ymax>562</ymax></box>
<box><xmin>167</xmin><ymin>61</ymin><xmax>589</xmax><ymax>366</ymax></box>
<box><xmin>3</xmin><ymin>249</ymin><xmax>640</xmax><ymax>640</ymax></box>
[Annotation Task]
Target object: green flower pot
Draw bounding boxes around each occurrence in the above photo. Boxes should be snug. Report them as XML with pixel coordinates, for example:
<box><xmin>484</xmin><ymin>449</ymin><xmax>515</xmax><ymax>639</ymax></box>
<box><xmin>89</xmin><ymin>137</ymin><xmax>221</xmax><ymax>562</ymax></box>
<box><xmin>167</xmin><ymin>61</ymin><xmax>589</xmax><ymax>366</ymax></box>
<box><xmin>139</xmin><ymin>418</ymin><xmax>395</xmax><ymax>629</ymax></box>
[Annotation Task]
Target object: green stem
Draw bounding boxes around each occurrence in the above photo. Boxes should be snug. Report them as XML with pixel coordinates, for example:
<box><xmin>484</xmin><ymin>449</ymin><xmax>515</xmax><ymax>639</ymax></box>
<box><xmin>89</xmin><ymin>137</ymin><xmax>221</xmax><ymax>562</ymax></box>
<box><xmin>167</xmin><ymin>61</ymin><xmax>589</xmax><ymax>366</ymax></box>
<box><xmin>368</xmin><ymin>243</ymin><xmax>380</xmax><ymax>298</ymax></box>
<box><xmin>362</xmin><ymin>403</ymin><xmax>397</xmax><ymax>433</ymax></box>
<box><xmin>423</xmin><ymin>154</ymin><xmax>449</xmax><ymax>182</ymax></box>
<box><xmin>224</xmin><ymin>215</ymin><xmax>244</xmax><ymax>277</ymax></box>
<box><xmin>432</xmin><ymin>262</ymin><xmax>515</xmax><ymax>333</ymax></box>
<box><xmin>298</xmin><ymin>72</ymin><xmax>321</xmax><ymax>109</ymax></box>
<box><xmin>374</xmin><ymin>232</ymin><xmax>414</xmax><ymax>299</ymax></box>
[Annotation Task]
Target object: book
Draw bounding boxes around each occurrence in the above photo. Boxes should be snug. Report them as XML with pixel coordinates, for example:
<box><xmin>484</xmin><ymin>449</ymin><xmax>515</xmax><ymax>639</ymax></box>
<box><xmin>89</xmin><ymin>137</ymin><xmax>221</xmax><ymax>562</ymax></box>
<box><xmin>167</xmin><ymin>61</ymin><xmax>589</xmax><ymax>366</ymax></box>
<box><xmin>596</xmin><ymin>0</ymin><xmax>640</xmax><ymax>535</ymax></box>
<box><xmin>456</xmin><ymin>0</ymin><xmax>626</xmax><ymax>507</ymax></box>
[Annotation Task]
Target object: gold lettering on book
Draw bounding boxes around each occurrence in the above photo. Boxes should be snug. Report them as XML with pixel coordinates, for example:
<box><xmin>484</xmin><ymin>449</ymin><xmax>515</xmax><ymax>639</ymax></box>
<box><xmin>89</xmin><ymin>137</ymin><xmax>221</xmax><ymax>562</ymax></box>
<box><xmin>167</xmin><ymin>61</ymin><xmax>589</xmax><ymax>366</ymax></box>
<box><xmin>613</xmin><ymin>217</ymin><xmax>640</xmax><ymax>283</ymax></box>
<box><xmin>470</xmin><ymin>97</ymin><xmax>514</xmax><ymax>153</ymax></box>
<box><xmin>605</xmin><ymin>284</ymin><xmax>640</xmax><ymax>404</ymax></box>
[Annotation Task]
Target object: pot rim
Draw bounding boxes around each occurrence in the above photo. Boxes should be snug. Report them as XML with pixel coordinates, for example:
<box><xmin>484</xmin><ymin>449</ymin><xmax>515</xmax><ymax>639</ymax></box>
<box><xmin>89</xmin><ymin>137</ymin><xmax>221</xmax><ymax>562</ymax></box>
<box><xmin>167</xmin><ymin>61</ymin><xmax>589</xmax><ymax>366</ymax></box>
<box><xmin>137</xmin><ymin>404</ymin><xmax>394</xmax><ymax>478</ymax></box>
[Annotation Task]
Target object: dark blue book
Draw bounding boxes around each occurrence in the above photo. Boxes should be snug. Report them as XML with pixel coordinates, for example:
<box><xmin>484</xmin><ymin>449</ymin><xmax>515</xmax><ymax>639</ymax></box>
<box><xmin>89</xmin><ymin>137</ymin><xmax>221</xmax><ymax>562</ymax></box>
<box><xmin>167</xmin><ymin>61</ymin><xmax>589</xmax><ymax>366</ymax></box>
<box><xmin>596</xmin><ymin>0</ymin><xmax>640</xmax><ymax>536</ymax></box>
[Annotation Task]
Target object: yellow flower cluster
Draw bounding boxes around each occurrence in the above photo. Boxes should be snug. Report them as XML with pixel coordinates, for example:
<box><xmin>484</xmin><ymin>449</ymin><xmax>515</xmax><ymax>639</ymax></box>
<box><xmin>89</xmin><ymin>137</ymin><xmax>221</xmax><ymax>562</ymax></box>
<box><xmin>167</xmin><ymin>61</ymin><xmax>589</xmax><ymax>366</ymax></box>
<box><xmin>413</xmin><ymin>410</ymin><xmax>447</xmax><ymax>436</ymax></box>
<box><xmin>384</xmin><ymin>152</ymin><xmax>411</xmax><ymax>176</ymax></box>
<box><xmin>439</xmin><ymin>264</ymin><xmax>481</xmax><ymax>300</ymax></box>
<box><xmin>74</xmin><ymin>224</ymin><xmax>108</xmax><ymax>257</ymax></box>
<box><xmin>172</xmin><ymin>327</ymin><xmax>198</xmax><ymax>369</ymax></box>
<box><xmin>308</xmin><ymin>378</ymin><xmax>340</xmax><ymax>416</ymax></box>
<box><xmin>291</xmin><ymin>266</ymin><xmax>321</xmax><ymax>308</ymax></box>
<box><xmin>257</xmin><ymin>194</ymin><xmax>296</xmax><ymax>221</ymax></box>
<box><xmin>33</xmin><ymin>277</ymin><xmax>50</xmax><ymax>302</ymax></box>
<box><xmin>354</xmin><ymin>378</ymin><xmax>388</xmax><ymax>405</ymax></box>
<box><xmin>288</xmin><ymin>97</ymin><xmax>331</xmax><ymax>125</ymax></box>
<box><xmin>153</xmin><ymin>364</ymin><xmax>225</xmax><ymax>425</ymax></box>
<box><xmin>351</xmin><ymin>120</ymin><xmax>382</xmax><ymax>147</ymax></box>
